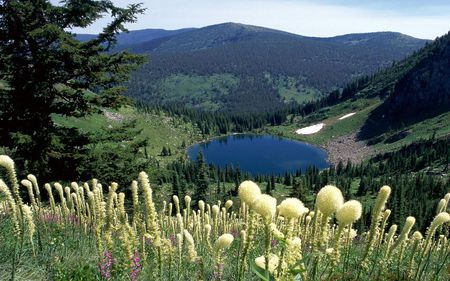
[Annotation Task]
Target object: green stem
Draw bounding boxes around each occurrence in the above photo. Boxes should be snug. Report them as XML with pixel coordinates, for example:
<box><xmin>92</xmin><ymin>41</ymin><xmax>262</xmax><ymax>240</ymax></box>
<box><xmin>264</xmin><ymin>222</ymin><xmax>271</xmax><ymax>279</ymax></box>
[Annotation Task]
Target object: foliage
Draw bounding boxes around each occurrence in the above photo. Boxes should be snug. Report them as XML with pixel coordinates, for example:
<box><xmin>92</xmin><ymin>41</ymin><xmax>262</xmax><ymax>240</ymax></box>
<box><xmin>123</xmin><ymin>23</ymin><xmax>426</xmax><ymax>112</ymax></box>
<box><xmin>0</xmin><ymin>0</ymin><xmax>145</xmax><ymax>181</ymax></box>
<box><xmin>0</xmin><ymin>156</ymin><xmax>449</xmax><ymax>280</ymax></box>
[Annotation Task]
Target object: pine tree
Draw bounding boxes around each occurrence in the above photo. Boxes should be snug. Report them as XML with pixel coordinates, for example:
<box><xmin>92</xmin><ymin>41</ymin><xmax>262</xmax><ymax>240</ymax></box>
<box><xmin>194</xmin><ymin>152</ymin><xmax>209</xmax><ymax>201</ymax></box>
<box><xmin>0</xmin><ymin>0</ymin><xmax>145</xmax><ymax>180</ymax></box>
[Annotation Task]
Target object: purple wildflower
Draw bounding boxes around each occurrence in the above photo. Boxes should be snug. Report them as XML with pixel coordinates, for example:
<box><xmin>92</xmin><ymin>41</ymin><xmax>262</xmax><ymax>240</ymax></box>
<box><xmin>271</xmin><ymin>239</ymin><xmax>278</xmax><ymax>247</ymax></box>
<box><xmin>169</xmin><ymin>235</ymin><xmax>177</xmax><ymax>247</ymax></box>
<box><xmin>129</xmin><ymin>251</ymin><xmax>142</xmax><ymax>281</ymax></box>
<box><xmin>99</xmin><ymin>251</ymin><xmax>114</xmax><ymax>280</ymax></box>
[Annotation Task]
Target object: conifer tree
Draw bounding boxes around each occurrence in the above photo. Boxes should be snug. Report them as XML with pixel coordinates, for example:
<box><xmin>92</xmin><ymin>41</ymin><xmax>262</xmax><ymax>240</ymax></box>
<box><xmin>0</xmin><ymin>0</ymin><xmax>145</xmax><ymax>180</ymax></box>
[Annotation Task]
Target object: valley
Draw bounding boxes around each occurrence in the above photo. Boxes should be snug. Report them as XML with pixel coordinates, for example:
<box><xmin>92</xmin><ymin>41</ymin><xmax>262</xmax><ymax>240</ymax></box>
<box><xmin>1</xmin><ymin>2</ymin><xmax>450</xmax><ymax>279</ymax></box>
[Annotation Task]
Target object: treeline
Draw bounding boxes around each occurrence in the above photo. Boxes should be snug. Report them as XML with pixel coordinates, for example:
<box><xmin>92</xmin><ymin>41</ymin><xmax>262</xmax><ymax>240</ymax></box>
<box><xmin>369</xmin><ymin>135</ymin><xmax>450</xmax><ymax>173</ymax></box>
<box><xmin>135</xmin><ymin>74</ymin><xmax>372</xmax><ymax>136</ymax></box>
<box><xmin>125</xmin><ymin>29</ymin><xmax>425</xmax><ymax>109</ymax></box>
<box><xmin>155</xmin><ymin>136</ymin><xmax>449</xmax><ymax>231</ymax></box>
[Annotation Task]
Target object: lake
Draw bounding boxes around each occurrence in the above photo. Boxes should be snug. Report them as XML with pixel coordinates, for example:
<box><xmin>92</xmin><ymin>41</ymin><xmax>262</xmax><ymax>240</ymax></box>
<box><xmin>187</xmin><ymin>134</ymin><xmax>329</xmax><ymax>175</ymax></box>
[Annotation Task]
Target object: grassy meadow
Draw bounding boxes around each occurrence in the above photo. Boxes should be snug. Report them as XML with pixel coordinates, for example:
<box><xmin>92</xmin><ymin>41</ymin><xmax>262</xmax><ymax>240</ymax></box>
<box><xmin>1</xmin><ymin>155</ymin><xmax>449</xmax><ymax>280</ymax></box>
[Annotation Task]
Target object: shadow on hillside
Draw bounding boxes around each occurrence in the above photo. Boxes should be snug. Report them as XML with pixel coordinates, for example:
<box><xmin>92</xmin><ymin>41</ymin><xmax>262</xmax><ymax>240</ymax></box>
<box><xmin>357</xmin><ymin>101</ymin><xmax>450</xmax><ymax>145</ymax></box>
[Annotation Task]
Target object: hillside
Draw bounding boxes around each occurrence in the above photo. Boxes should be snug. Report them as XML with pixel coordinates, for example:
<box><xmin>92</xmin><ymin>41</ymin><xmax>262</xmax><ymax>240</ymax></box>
<box><xmin>115</xmin><ymin>23</ymin><xmax>427</xmax><ymax>112</ymax></box>
<box><xmin>265</xmin><ymin>31</ymin><xmax>450</xmax><ymax>159</ymax></box>
<box><xmin>354</xmin><ymin>32</ymin><xmax>450</xmax><ymax>141</ymax></box>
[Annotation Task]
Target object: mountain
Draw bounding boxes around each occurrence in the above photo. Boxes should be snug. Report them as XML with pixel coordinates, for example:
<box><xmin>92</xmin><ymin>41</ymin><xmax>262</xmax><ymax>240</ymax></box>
<box><xmin>75</xmin><ymin>24</ymin><xmax>428</xmax><ymax>112</ymax></box>
<box><xmin>352</xmin><ymin>31</ymin><xmax>450</xmax><ymax>140</ymax></box>
<box><xmin>75</xmin><ymin>27</ymin><xmax>196</xmax><ymax>46</ymax></box>
<box><xmin>116</xmin><ymin>23</ymin><xmax>427</xmax><ymax>112</ymax></box>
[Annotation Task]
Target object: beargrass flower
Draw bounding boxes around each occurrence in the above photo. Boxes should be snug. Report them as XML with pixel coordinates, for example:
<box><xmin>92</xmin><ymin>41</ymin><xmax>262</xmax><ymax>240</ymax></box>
<box><xmin>433</xmin><ymin>212</ymin><xmax>450</xmax><ymax>226</ymax></box>
<box><xmin>0</xmin><ymin>155</ymin><xmax>14</xmax><ymax>170</ymax></box>
<box><xmin>336</xmin><ymin>200</ymin><xmax>363</xmax><ymax>226</ymax></box>
<box><xmin>185</xmin><ymin>195</ymin><xmax>191</xmax><ymax>206</ymax></box>
<box><xmin>212</xmin><ymin>205</ymin><xmax>220</xmax><ymax>216</ymax></box>
<box><xmin>412</xmin><ymin>231</ymin><xmax>423</xmax><ymax>241</ymax></box>
<box><xmin>436</xmin><ymin>199</ymin><xmax>446</xmax><ymax>214</ymax></box>
<box><xmin>0</xmin><ymin>179</ymin><xmax>20</xmax><ymax>237</ymax></box>
<box><xmin>215</xmin><ymin>233</ymin><xmax>234</xmax><ymax>250</ymax></box>
<box><xmin>278</xmin><ymin>198</ymin><xmax>306</xmax><ymax>219</ymax></box>
<box><xmin>316</xmin><ymin>185</ymin><xmax>344</xmax><ymax>216</ymax></box>
<box><xmin>225</xmin><ymin>200</ymin><xmax>233</xmax><ymax>210</ymax></box>
<box><xmin>255</xmin><ymin>254</ymin><xmax>279</xmax><ymax>273</ymax></box>
<box><xmin>238</xmin><ymin>181</ymin><xmax>261</xmax><ymax>207</ymax></box>
<box><xmin>21</xmin><ymin>179</ymin><xmax>37</xmax><ymax>209</ymax></box>
<box><xmin>252</xmin><ymin>194</ymin><xmax>277</xmax><ymax>220</ymax></box>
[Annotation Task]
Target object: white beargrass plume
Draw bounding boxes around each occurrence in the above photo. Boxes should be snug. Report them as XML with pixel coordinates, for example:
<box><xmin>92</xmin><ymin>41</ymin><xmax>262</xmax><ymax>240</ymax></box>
<box><xmin>333</xmin><ymin>200</ymin><xmax>363</xmax><ymax>265</ymax></box>
<box><xmin>278</xmin><ymin>198</ymin><xmax>306</xmax><ymax>219</ymax></box>
<box><xmin>0</xmin><ymin>179</ymin><xmax>20</xmax><ymax>238</ymax></box>
<box><xmin>312</xmin><ymin>185</ymin><xmax>344</xmax><ymax>255</ymax></box>
<box><xmin>423</xmin><ymin>212</ymin><xmax>450</xmax><ymax>254</ymax></box>
<box><xmin>316</xmin><ymin>185</ymin><xmax>344</xmax><ymax>217</ymax></box>
<box><xmin>251</xmin><ymin>194</ymin><xmax>277</xmax><ymax>276</ymax></box>
<box><xmin>104</xmin><ymin>183</ymin><xmax>118</xmax><ymax>250</ymax></box>
<box><xmin>383</xmin><ymin>224</ymin><xmax>398</xmax><ymax>258</ymax></box>
<box><xmin>362</xmin><ymin>185</ymin><xmax>391</xmax><ymax>264</ymax></box>
<box><xmin>336</xmin><ymin>200</ymin><xmax>362</xmax><ymax>226</ymax></box>
<box><xmin>436</xmin><ymin>199</ymin><xmax>446</xmax><ymax>214</ymax></box>
<box><xmin>64</xmin><ymin>186</ymin><xmax>74</xmax><ymax>213</ymax></box>
<box><xmin>204</xmin><ymin>224</ymin><xmax>212</xmax><ymax>249</ymax></box>
<box><xmin>215</xmin><ymin>233</ymin><xmax>234</xmax><ymax>250</ymax></box>
<box><xmin>415</xmin><ymin>212</ymin><xmax>450</xmax><ymax>280</ymax></box>
<box><xmin>376</xmin><ymin>209</ymin><xmax>392</xmax><ymax>247</ymax></box>
<box><xmin>54</xmin><ymin>183</ymin><xmax>69</xmax><ymax>218</ymax></box>
<box><xmin>252</xmin><ymin>194</ymin><xmax>277</xmax><ymax>221</ymax></box>
<box><xmin>390</xmin><ymin>216</ymin><xmax>415</xmax><ymax>254</ymax></box>
<box><xmin>21</xmin><ymin>204</ymin><xmax>35</xmax><ymax>254</ymax></box>
<box><xmin>407</xmin><ymin>231</ymin><xmax>423</xmax><ymax>278</ymax></box>
<box><xmin>184</xmin><ymin>195</ymin><xmax>192</xmax><ymax>225</ymax></box>
<box><xmin>27</xmin><ymin>174</ymin><xmax>41</xmax><ymax>207</ymax></box>
<box><xmin>173</xmin><ymin>195</ymin><xmax>180</xmax><ymax>214</ymax></box>
<box><xmin>238</xmin><ymin>180</ymin><xmax>261</xmax><ymax>207</ymax></box>
<box><xmin>255</xmin><ymin>254</ymin><xmax>279</xmax><ymax>274</ymax></box>
<box><xmin>0</xmin><ymin>155</ymin><xmax>22</xmax><ymax>206</ymax></box>
<box><xmin>130</xmin><ymin>180</ymin><xmax>139</xmax><ymax>226</ymax></box>
<box><xmin>21</xmin><ymin>179</ymin><xmax>37</xmax><ymax>210</ymax></box>
<box><xmin>183</xmin><ymin>229</ymin><xmax>199</xmax><ymax>262</ymax></box>
<box><xmin>139</xmin><ymin>171</ymin><xmax>161</xmax><ymax>245</ymax></box>
<box><xmin>44</xmin><ymin>183</ymin><xmax>56</xmax><ymax>214</ymax></box>
<box><xmin>225</xmin><ymin>200</ymin><xmax>233</xmax><ymax>211</ymax></box>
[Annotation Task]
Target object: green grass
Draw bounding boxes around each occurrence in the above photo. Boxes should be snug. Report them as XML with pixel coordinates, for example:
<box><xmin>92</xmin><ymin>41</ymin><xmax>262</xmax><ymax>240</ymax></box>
<box><xmin>265</xmin><ymin>74</ymin><xmax>323</xmax><ymax>104</ymax></box>
<box><xmin>157</xmin><ymin>74</ymin><xmax>239</xmax><ymax>110</ymax></box>
<box><xmin>261</xmin><ymin>98</ymin><xmax>381</xmax><ymax>146</ymax></box>
<box><xmin>53</xmin><ymin>106</ymin><xmax>203</xmax><ymax>165</ymax></box>
<box><xmin>371</xmin><ymin>111</ymin><xmax>450</xmax><ymax>153</ymax></box>
<box><xmin>261</xmin><ymin>97</ymin><xmax>450</xmax><ymax>158</ymax></box>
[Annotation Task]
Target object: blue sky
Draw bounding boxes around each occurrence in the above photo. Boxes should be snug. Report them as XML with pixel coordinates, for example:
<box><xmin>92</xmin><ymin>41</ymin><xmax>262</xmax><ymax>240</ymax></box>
<box><xmin>64</xmin><ymin>0</ymin><xmax>450</xmax><ymax>39</ymax></box>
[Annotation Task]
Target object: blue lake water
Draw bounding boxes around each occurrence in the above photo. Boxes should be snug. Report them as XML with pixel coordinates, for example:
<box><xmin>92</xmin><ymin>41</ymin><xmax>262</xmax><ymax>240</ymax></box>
<box><xmin>187</xmin><ymin>134</ymin><xmax>329</xmax><ymax>175</ymax></box>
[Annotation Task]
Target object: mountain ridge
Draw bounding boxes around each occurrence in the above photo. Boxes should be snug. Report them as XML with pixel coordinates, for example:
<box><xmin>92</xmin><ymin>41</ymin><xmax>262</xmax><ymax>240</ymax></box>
<box><xmin>114</xmin><ymin>23</ymin><xmax>427</xmax><ymax>112</ymax></box>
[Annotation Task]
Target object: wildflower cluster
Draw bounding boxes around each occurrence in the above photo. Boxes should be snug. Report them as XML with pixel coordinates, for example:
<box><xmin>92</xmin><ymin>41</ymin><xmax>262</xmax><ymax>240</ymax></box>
<box><xmin>0</xmin><ymin>155</ymin><xmax>449</xmax><ymax>280</ymax></box>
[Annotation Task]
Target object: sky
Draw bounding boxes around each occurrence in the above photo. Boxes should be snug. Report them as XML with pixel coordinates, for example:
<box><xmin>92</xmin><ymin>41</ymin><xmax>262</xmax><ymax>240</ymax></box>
<box><xmin>64</xmin><ymin>0</ymin><xmax>450</xmax><ymax>39</ymax></box>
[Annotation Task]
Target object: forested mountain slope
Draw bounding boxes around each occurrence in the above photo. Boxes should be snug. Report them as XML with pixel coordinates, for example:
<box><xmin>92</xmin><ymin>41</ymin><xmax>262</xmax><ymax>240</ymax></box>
<box><xmin>113</xmin><ymin>23</ymin><xmax>427</xmax><ymax>112</ymax></box>
<box><xmin>356</xmin><ymin>32</ymin><xmax>450</xmax><ymax>139</ymax></box>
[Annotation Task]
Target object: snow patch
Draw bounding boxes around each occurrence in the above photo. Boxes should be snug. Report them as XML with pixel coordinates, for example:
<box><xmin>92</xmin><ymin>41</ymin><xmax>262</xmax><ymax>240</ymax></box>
<box><xmin>295</xmin><ymin>123</ymin><xmax>325</xmax><ymax>135</ymax></box>
<box><xmin>338</xmin><ymin>112</ymin><xmax>356</xmax><ymax>120</ymax></box>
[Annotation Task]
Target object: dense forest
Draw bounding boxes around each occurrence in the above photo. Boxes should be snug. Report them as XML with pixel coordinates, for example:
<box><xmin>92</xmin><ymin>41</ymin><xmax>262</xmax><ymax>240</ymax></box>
<box><xmin>158</xmin><ymin>136</ymin><xmax>450</xmax><ymax>231</ymax></box>
<box><xmin>123</xmin><ymin>23</ymin><xmax>426</xmax><ymax>111</ymax></box>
